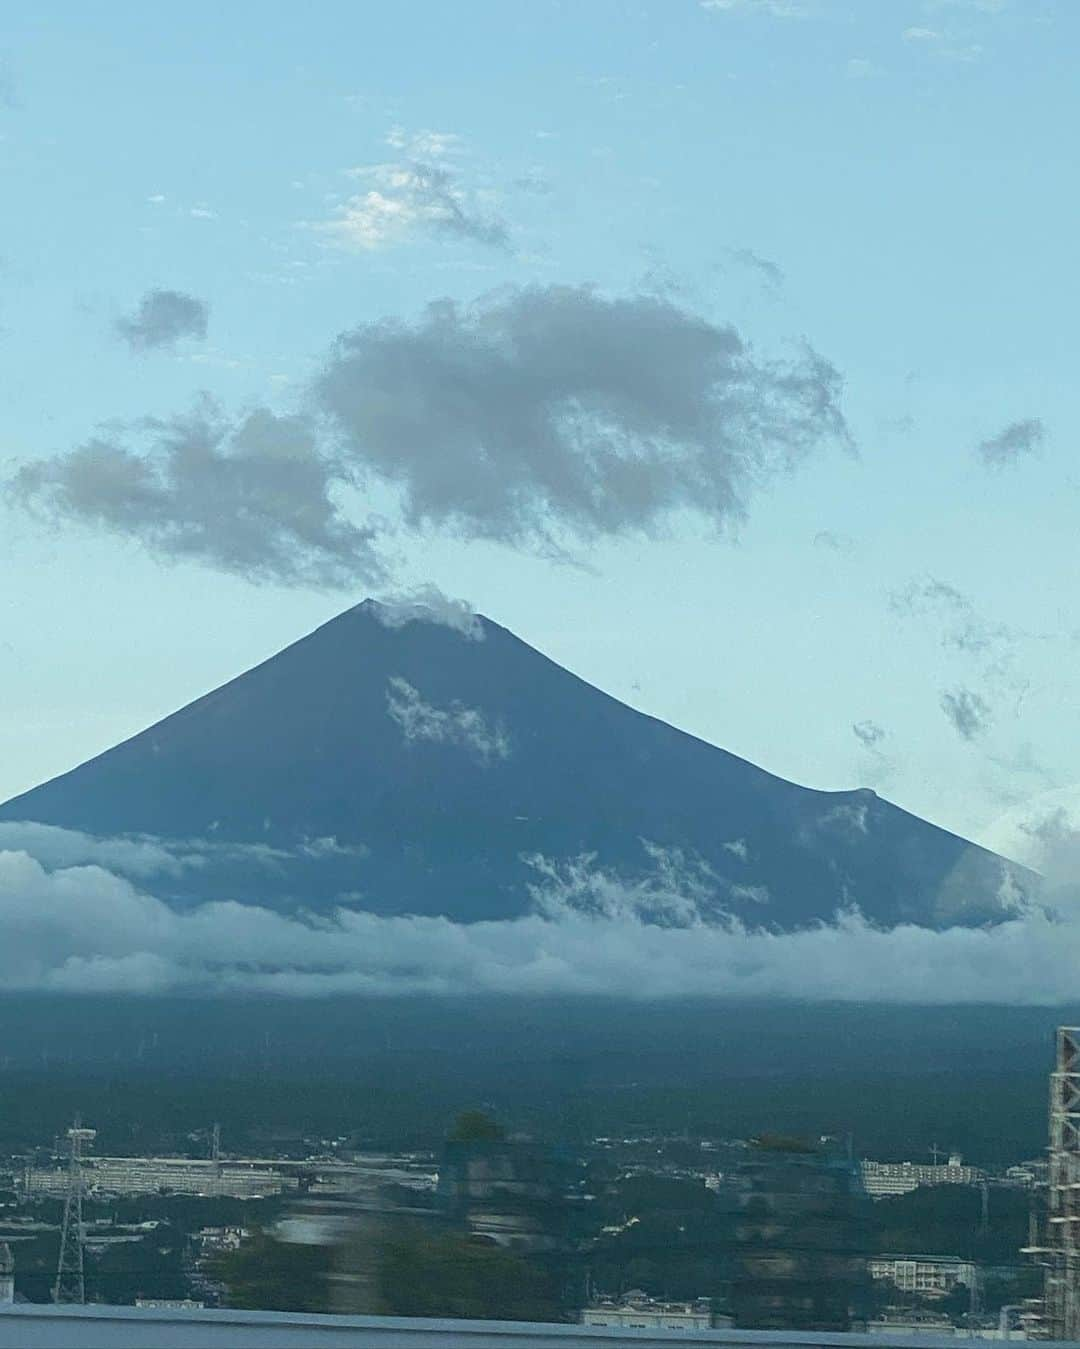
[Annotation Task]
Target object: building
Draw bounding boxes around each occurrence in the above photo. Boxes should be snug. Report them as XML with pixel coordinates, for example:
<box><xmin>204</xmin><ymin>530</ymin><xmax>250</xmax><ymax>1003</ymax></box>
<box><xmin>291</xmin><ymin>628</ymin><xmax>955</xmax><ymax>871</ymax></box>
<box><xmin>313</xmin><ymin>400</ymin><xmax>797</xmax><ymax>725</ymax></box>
<box><xmin>437</xmin><ymin>1137</ymin><xmax>571</xmax><ymax>1252</ymax></box>
<box><xmin>860</xmin><ymin>1157</ymin><xmax>985</xmax><ymax>1200</ymax></box>
<box><xmin>868</xmin><ymin>1254</ymin><xmax>977</xmax><ymax>1299</ymax></box>
<box><xmin>730</xmin><ymin>1139</ymin><xmax>869</xmax><ymax>1331</ymax></box>
<box><xmin>20</xmin><ymin>1156</ymin><xmax>296</xmax><ymax>1200</ymax></box>
<box><xmin>581</xmin><ymin>1292</ymin><xmax>716</xmax><ymax>1330</ymax></box>
<box><xmin>0</xmin><ymin>1242</ymin><xmax>12</xmax><ymax>1306</ymax></box>
<box><xmin>134</xmin><ymin>1299</ymin><xmax>205</xmax><ymax>1310</ymax></box>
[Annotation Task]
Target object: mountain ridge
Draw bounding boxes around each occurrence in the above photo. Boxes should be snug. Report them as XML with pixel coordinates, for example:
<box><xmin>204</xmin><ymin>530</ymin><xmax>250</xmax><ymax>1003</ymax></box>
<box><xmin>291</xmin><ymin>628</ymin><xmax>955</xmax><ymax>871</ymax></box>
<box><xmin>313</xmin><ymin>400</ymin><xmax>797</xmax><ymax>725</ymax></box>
<box><xmin>0</xmin><ymin>599</ymin><xmax>1032</xmax><ymax>929</ymax></box>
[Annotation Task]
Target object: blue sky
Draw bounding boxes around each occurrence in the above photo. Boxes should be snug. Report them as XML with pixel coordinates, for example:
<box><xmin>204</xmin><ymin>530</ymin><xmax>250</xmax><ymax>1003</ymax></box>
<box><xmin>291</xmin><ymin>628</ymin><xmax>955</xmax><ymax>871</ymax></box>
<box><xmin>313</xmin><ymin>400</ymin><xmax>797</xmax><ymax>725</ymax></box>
<box><xmin>2</xmin><ymin>0</ymin><xmax>1078</xmax><ymax>859</ymax></box>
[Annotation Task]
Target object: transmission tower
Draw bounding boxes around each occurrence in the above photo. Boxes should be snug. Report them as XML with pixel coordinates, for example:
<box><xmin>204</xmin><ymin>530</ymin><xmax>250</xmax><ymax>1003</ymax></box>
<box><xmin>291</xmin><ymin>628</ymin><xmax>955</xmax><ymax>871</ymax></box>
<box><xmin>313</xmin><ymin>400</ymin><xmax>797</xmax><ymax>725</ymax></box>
<box><xmin>53</xmin><ymin>1118</ymin><xmax>96</xmax><ymax>1304</ymax></box>
<box><xmin>1045</xmin><ymin>1026</ymin><xmax>1080</xmax><ymax>1340</ymax></box>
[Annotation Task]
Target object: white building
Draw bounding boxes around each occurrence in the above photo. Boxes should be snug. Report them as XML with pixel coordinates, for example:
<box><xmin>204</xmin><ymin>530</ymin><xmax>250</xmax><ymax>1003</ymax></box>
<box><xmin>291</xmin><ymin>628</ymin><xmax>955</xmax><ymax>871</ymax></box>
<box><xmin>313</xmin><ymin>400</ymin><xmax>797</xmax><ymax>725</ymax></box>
<box><xmin>582</xmin><ymin>1292</ymin><xmax>717</xmax><ymax>1330</ymax></box>
<box><xmin>861</xmin><ymin>1156</ymin><xmax>985</xmax><ymax>1199</ymax></box>
<box><xmin>20</xmin><ymin>1157</ymin><xmax>294</xmax><ymax>1200</ymax></box>
<box><xmin>869</xmin><ymin>1254</ymin><xmax>978</xmax><ymax>1299</ymax></box>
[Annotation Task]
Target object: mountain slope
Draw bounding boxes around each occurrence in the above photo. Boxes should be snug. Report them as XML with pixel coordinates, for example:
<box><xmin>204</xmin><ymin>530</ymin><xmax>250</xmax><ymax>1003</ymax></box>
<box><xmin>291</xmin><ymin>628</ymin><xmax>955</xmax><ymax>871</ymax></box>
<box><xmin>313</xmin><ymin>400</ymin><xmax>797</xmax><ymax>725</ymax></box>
<box><xmin>0</xmin><ymin>601</ymin><xmax>1030</xmax><ymax>928</ymax></box>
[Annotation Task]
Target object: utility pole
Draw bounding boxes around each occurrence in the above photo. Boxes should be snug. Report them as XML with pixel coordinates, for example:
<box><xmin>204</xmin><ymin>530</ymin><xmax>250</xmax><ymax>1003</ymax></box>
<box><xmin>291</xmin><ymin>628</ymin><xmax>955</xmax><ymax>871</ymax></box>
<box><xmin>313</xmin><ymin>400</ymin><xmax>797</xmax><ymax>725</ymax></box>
<box><xmin>53</xmin><ymin>1117</ymin><xmax>96</xmax><ymax>1304</ymax></box>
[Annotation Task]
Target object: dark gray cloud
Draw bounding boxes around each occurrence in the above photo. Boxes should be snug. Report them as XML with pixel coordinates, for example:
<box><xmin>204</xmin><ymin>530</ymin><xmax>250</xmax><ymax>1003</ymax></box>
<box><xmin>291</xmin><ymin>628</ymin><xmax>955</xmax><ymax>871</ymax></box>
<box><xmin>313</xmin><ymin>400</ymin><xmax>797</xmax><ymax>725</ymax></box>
<box><xmin>12</xmin><ymin>398</ymin><xmax>382</xmax><ymax>588</ymax></box>
<box><xmin>115</xmin><ymin>289</ymin><xmax>210</xmax><ymax>352</ymax></box>
<box><xmin>852</xmin><ymin>719</ymin><xmax>885</xmax><ymax>749</ymax></box>
<box><xmin>12</xmin><ymin>284</ymin><xmax>849</xmax><ymax>586</ymax></box>
<box><xmin>315</xmin><ymin>285</ymin><xmax>850</xmax><ymax>547</ymax></box>
<box><xmin>977</xmin><ymin>417</ymin><xmax>1046</xmax><ymax>469</ymax></box>
<box><xmin>941</xmin><ymin>686</ymin><xmax>992</xmax><ymax>741</ymax></box>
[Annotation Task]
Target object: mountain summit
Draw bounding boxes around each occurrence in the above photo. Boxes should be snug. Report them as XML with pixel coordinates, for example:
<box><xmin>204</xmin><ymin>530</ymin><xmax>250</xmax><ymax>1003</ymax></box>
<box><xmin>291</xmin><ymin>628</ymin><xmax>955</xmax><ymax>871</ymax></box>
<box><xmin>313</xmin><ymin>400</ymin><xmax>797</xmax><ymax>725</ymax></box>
<box><xmin>0</xmin><ymin>600</ymin><xmax>1028</xmax><ymax>928</ymax></box>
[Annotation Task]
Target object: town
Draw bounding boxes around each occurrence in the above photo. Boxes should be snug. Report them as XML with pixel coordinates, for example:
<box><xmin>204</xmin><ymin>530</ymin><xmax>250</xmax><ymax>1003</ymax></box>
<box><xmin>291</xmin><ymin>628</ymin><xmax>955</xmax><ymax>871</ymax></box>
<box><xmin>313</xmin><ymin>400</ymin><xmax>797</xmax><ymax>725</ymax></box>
<box><xmin>3</xmin><ymin>1030</ymin><xmax>1077</xmax><ymax>1338</ymax></box>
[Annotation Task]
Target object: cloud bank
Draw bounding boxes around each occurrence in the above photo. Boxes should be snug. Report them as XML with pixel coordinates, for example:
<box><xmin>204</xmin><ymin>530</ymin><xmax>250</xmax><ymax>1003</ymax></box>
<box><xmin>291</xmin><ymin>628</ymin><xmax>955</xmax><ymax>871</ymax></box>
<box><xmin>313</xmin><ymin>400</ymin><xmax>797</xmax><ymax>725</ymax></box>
<box><xmin>115</xmin><ymin>289</ymin><xmax>209</xmax><ymax>351</ymax></box>
<box><xmin>0</xmin><ymin>839</ymin><xmax>1071</xmax><ymax>1002</ymax></box>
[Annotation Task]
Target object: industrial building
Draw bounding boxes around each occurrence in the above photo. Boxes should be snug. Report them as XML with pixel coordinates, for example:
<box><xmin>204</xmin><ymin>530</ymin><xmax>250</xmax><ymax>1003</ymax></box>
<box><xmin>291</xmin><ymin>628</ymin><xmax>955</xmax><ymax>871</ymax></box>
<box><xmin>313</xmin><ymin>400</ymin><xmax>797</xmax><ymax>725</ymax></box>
<box><xmin>19</xmin><ymin>1156</ymin><xmax>297</xmax><ymax>1200</ymax></box>
<box><xmin>859</xmin><ymin>1157</ymin><xmax>985</xmax><ymax>1200</ymax></box>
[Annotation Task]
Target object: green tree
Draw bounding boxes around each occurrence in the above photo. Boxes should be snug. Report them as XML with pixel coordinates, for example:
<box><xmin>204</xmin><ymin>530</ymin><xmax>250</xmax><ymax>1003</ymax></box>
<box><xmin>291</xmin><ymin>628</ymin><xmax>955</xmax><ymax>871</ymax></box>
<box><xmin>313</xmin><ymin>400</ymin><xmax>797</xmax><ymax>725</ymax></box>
<box><xmin>214</xmin><ymin>1231</ymin><xmax>332</xmax><ymax>1312</ymax></box>
<box><xmin>378</xmin><ymin>1231</ymin><xmax>560</xmax><ymax>1322</ymax></box>
<box><xmin>449</xmin><ymin>1111</ymin><xmax>506</xmax><ymax>1143</ymax></box>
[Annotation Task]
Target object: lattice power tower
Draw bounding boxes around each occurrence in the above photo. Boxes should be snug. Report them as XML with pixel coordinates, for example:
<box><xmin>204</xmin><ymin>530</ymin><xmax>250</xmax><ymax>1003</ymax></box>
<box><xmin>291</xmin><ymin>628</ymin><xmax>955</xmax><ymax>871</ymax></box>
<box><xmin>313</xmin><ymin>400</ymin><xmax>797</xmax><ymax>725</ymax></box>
<box><xmin>1038</xmin><ymin>1026</ymin><xmax>1080</xmax><ymax>1340</ymax></box>
<box><xmin>52</xmin><ymin>1118</ymin><xmax>96</xmax><ymax>1304</ymax></box>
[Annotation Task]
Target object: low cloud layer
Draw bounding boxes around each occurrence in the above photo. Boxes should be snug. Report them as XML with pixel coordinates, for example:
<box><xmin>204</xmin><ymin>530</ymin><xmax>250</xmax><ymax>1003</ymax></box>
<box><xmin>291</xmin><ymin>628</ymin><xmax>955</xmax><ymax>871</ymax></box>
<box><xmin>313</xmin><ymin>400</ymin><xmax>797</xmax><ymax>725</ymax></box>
<box><xmin>977</xmin><ymin>417</ymin><xmax>1045</xmax><ymax>469</ymax></box>
<box><xmin>386</xmin><ymin>677</ymin><xmax>510</xmax><ymax>760</ymax></box>
<box><xmin>0</xmin><ymin>821</ymin><xmax>365</xmax><ymax>881</ymax></box>
<box><xmin>115</xmin><ymin>289</ymin><xmax>209</xmax><ymax>351</ymax></box>
<box><xmin>12</xmin><ymin>285</ymin><xmax>849</xmax><ymax>588</ymax></box>
<box><xmin>12</xmin><ymin>399</ymin><xmax>382</xmax><ymax>587</ymax></box>
<box><xmin>0</xmin><ymin>839</ymin><xmax>1072</xmax><ymax>1002</ymax></box>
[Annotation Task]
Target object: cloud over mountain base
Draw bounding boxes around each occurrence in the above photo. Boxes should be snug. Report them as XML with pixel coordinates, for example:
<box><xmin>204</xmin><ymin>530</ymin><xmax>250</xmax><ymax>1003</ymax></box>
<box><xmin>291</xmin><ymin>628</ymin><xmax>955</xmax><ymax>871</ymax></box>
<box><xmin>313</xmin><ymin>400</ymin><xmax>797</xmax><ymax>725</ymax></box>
<box><xmin>0</xmin><ymin>837</ymin><xmax>1070</xmax><ymax>1002</ymax></box>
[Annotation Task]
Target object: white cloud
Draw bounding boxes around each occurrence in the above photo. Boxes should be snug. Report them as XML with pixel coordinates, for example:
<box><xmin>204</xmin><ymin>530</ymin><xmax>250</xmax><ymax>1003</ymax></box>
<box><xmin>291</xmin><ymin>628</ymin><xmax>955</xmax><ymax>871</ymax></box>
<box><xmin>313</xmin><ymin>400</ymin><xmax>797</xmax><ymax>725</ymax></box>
<box><xmin>385</xmin><ymin>126</ymin><xmax>462</xmax><ymax>158</ymax></box>
<box><xmin>319</xmin><ymin>162</ymin><xmax>508</xmax><ymax>253</ymax></box>
<box><xmin>0</xmin><ymin>843</ymin><xmax>1072</xmax><ymax>1002</ymax></box>
<box><xmin>904</xmin><ymin>27</ymin><xmax>941</xmax><ymax>40</ymax></box>
<box><xmin>386</xmin><ymin>677</ymin><xmax>510</xmax><ymax>760</ymax></box>
<box><xmin>0</xmin><ymin>821</ymin><xmax>189</xmax><ymax>879</ymax></box>
<box><xmin>371</xmin><ymin>586</ymin><xmax>484</xmax><ymax>641</ymax></box>
<box><xmin>0</xmin><ymin>821</ymin><xmax>365</xmax><ymax>881</ymax></box>
<box><xmin>701</xmin><ymin>0</ymin><xmax>808</xmax><ymax>14</ymax></box>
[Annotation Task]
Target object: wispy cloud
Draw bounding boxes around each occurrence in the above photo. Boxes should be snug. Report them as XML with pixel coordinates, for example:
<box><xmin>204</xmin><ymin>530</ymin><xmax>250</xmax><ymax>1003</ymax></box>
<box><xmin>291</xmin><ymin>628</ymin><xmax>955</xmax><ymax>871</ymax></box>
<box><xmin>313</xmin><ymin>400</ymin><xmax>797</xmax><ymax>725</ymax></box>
<box><xmin>384</xmin><ymin>126</ymin><xmax>462</xmax><ymax>158</ymax></box>
<box><xmin>723</xmin><ymin>247</ymin><xmax>785</xmax><ymax>291</ymax></box>
<box><xmin>115</xmin><ymin>289</ymin><xmax>209</xmax><ymax>352</ymax></box>
<box><xmin>320</xmin><ymin>161</ymin><xmax>509</xmax><ymax>253</ymax></box>
<box><xmin>701</xmin><ymin>0</ymin><xmax>809</xmax><ymax>15</ymax></box>
<box><xmin>941</xmin><ymin>686</ymin><xmax>992</xmax><ymax>741</ymax></box>
<box><xmin>977</xmin><ymin>417</ymin><xmax>1046</xmax><ymax>469</ymax></box>
<box><xmin>371</xmin><ymin>587</ymin><xmax>484</xmax><ymax>641</ymax></box>
<box><xmin>386</xmin><ymin>677</ymin><xmax>510</xmax><ymax>760</ymax></box>
<box><xmin>853</xmin><ymin>719</ymin><xmax>886</xmax><ymax>750</ymax></box>
<box><xmin>891</xmin><ymin>577</ymin><xmax>1012</xmax><ymax>660</ymax></box>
